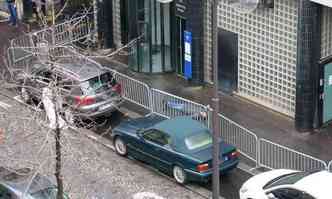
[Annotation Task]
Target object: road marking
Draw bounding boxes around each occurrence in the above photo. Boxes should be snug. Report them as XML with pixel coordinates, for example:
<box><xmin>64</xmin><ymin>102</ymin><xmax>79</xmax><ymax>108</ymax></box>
<box><xmin>132</xmin><ymin>192</ymin><xmax>165</xmax><ymax>199</ymax></box>
<box><xmin>0</xmin><ymin>101</ymin><xmax>11</xmax><ymax>110</ymax></box>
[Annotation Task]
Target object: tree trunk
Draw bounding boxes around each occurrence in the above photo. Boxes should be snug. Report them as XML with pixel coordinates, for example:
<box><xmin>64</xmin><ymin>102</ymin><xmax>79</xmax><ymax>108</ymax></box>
<box><xmin>54</xmin><ymin>93</ymin><xmax>64</xmax><ymax>199</ymax></box>
<box><xmin>55</xmin><ymin>126</ymin><xmax>64</xmax><ymax>199</ymax></box>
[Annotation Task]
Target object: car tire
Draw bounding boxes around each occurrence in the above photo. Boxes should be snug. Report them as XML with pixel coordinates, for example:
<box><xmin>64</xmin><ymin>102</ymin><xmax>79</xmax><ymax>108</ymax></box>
<box><xmin>173</xmin><ymin>165</ymin><xmax>187</xmax><ymax>184</ymax></box>
<box><xmin>20</xmin><ymin>87</ymin><xmax>31</xmax><ymax>103</ymax></box>
<box><xmin>114</xmin><ymin>137</ymin><xmax>127</xmax><ymax>156</ymax></box>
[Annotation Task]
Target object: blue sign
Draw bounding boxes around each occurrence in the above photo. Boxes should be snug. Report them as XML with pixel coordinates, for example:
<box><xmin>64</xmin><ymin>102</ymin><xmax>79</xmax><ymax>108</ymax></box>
<box><xmin>184</xmin><ymin>31</ymin><xmax>192</xmax><ymax>80</ymax></box>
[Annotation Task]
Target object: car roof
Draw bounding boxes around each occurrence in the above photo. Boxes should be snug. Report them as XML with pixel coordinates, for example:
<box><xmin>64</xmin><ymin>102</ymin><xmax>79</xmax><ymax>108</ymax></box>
<box><xmin>153</xmin><ymin>116</ymin><xmax>207</xmax><ymax>143</ymax></box>
<box><xmin>59</xmin><ymin>62</ymin><xmax>106</xmax><ymax>82</ymax></box>
<box><xmin>294</xmin><ymin>170</ymin><xmax>332</xmax><ymax>198</ymax></box>
<box><xmin>33</xmin><ymin>58</ymin><xmax>107</xmax><ymax>82</ymax></box>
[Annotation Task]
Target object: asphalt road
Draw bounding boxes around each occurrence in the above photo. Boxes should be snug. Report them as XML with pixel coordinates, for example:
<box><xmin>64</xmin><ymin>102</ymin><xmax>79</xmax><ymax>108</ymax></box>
<box><xmin>0</xmin><ymin>88</ymin><xmax>253</xmax><ymax>199</ymax></box>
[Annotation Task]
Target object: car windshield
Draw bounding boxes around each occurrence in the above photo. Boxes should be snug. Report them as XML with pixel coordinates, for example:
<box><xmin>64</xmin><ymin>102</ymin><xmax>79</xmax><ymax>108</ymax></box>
<box><xmin>80</xmin><ymin>72</ymin><xmax>113</xmax><ymax>95</ymax></box>
<box><xmin>263</xmin><ymin>171</ymin><xmax>317</xmax><ymax>190</ymax></box>
<box><xmin>184</xmin><ymin>130</ymin><xmax>212</xmax><ymax>151</ymax></box>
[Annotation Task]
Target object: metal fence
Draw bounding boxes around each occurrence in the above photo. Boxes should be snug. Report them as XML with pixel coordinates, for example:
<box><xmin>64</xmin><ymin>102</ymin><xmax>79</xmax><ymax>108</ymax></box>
<box><xmin>150</xmin><ymin>88</ymin><xmax>210</xmax><ymax>127</ymax></box>
<box><xmin>53</xmin><ymin>16</ymin><xmax>91</xmax><ymax>45</ymax></box>
<box><xmin>219</xmin><ymin>113</ymin><xmax>258</xmax><ymax>165</ymax></box>
<box><xmin>259</xmin><ymin>138</ymin><xmax>327</xmax><ymax>171</ymax></box>
<box><xmin>112</xmin><ymin>71</ymin><xmax>151</xmax><ymax>110</ymax></box>
<box><xmin>10</xmin><ymin>16</ymin><xmax>91</xmax><ymax>49</ymax></box>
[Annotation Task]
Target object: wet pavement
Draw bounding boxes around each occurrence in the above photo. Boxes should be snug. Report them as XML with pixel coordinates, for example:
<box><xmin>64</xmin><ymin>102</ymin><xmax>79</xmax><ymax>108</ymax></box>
<box><xmin>97</xmin><ymin>57</ymin><xmax>332</xmax><ymax>162</ymax></box>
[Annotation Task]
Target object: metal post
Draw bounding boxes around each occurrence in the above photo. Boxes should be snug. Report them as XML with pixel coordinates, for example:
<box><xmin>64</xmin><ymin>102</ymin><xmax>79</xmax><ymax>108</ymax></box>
<box><xmin>211</xmin><ymin>0</ymin><xmax>220</xmax><ymax>198</ymax></box>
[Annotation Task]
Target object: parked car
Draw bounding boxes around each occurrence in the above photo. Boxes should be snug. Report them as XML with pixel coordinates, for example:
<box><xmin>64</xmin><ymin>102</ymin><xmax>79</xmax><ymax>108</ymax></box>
<box><xmin>16</xmin><ymin>60</ymin><xmax>123</xmax><ymax>124</ymax></box>
<box><xmin>239</xmin><ymin>169</ymin><xmax>332</xmax><ymax>199</ymax></box>
<box><xmin>0</xmin><ymin>167</ymin><xmax>69</xmax><ymax>199</ymax></box>
<box><xmin>112</xmin><ymin>114</ymin><xmax>239</xmax><ymax>184</ymax></box>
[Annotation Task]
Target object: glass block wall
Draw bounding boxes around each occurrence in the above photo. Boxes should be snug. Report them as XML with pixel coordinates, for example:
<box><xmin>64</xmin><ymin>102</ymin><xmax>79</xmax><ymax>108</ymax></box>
<box><xmin>204</xmin><ymin>0</ymin><xmax>299</xmax><ymax>117</ymax></box>
<box><xmin>321</xmin><ymin>6</ymin><xmax>332</xmax><ymax>59</ymax></box>
<box><xmin>113</xmin><ymin>0</ymin><xmax>122</xmax><ymax>48</ymax></box>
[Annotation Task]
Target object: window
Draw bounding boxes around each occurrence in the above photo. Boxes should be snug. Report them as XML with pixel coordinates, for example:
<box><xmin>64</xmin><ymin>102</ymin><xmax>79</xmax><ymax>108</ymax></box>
<box><xmin>184</xmin><ymin>130</ymin><xmax>212</xmax><ymax>151</ymax></box>
<box><xmin>142</xmin><ymin>130</ymin><xmax>171</xmax><ymax>146</ymax></box>
<box><xmin>268</xmin><ymin>188</ymin><xmax>315</xmax><ymax>199</ymax></box>
<box><xmin>263</xmin><ymin>171</ymin><xmax>317</xmax><ymax>189</ymax></box>
<box><xmin>0</xmin><ymin>184</ymin><xmax>15</xmax><ymax>199</ymax></box>
<box><xmin>80</xmin><ymin>72</ymin><xmax>114</xmax><ymax>95</ymax></box>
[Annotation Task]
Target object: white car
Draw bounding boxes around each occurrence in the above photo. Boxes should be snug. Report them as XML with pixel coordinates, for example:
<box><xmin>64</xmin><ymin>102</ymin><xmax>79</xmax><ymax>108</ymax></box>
<box><xmin>239</xmin><ymin>169</ymin><xmax>332</xmax><ymax>199</ymax></box>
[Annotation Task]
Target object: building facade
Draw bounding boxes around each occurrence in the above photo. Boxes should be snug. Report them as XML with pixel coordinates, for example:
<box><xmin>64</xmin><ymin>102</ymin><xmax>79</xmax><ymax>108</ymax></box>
<box><xmin>100</xmin><ymin>0</ymin><xmax>332</xmax><ymax>131</ymax></box>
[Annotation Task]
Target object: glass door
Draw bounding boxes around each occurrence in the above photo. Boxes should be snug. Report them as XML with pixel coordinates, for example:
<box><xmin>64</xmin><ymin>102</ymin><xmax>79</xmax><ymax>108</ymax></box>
<box><xmin>174</xmin><ymin>17</ymin><xmax>186</xmax><ymax>76</ymax></box>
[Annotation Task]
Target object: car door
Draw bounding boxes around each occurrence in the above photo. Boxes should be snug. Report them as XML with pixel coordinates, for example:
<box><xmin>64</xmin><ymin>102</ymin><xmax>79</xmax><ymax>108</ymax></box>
<box><xmin>141</xmin><ymin>129</ymin><xmax>173</xmax><ymax>171</ymax></box>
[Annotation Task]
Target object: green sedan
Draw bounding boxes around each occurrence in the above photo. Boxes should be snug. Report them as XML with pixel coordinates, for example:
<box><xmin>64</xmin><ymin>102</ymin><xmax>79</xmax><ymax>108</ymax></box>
<box><xmin>112</xmin><ymin>114</ymin><xmax>239</xmax><ymax>184</ymax></box>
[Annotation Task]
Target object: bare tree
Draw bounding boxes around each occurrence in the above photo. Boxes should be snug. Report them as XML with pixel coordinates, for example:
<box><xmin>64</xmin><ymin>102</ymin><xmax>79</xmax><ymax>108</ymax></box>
<box><xmin>0</xmin><ymin>44</ymin><xmax>114</xmax><ymax>199</ymax></box>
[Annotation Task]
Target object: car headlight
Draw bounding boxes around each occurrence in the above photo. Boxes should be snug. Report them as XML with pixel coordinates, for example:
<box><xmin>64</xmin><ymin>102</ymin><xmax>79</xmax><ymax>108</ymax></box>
<box><xmin>240</xmin><ymin>187</ymin><xmax>248</xmax><ymax>194</ymax></box>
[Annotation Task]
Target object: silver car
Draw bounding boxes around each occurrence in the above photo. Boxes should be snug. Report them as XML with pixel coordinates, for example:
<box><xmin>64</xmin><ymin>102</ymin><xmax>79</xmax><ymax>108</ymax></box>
<box><xmin>17</xmin><ymin>60</ymin><xmax>123</xmax><ymax>124</ymax></box>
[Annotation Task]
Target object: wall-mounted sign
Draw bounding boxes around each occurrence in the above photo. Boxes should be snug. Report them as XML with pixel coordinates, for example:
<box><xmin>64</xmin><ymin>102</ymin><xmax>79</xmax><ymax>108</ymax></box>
<box><xmin>184</xmin><ymin>31</ymin><xmax>192</xmax><ymax>80</ymax></box>
<box><xmin>175</xmin><ymin>0</ymin><xmax>187</xmax><ymax>17</ymax></box>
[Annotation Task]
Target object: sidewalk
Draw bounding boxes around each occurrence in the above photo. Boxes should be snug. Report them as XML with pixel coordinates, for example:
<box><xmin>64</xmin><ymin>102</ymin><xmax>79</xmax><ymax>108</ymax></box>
<box><xmin>98</xmin><ymin>57</ymin><xmax>332</xmax><ymax>162</ymax></box>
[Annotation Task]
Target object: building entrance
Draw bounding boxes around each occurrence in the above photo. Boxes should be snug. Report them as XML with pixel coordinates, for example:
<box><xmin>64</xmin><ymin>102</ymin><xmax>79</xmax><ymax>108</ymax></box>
<box><xmin>218</xmin><ymin>28</ymin><xmax>238</xmax><ymax>93</ymax></box>
<box><xmin>174</xmin><ymin>17</ymin><xmax>186</xmax><ymax>76</ymax></box>
<box><xmin>323</xmin><ymin>62</ymin><xmax>332</xmax><ymax>124</ymax></box>
<box><xmin>127</xmin><ymin>0</ymin><xmax>172</xmax><ymax>74</ymax></box>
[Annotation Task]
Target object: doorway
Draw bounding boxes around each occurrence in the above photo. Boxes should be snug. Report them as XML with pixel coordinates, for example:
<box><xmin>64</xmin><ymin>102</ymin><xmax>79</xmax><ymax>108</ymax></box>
<box><xmin>174</xmin><ymin>17</ymin><xmax>186</xmax><ymax>76</ymax></box>
<box><xmin>323</xmin><ymin>62</ymin><xmax>332</xmax><ymax>124</ymax></box>
<box><xmin>218</xmin><ymin>28</ymin><xmax>238</xmax><ymax>93</ymax></box>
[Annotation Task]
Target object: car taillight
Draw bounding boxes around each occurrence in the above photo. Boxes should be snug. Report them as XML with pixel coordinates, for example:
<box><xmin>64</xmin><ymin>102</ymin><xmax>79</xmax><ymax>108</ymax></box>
<box><xmin>197</xmin><ymin>163</ymin><xmax>209</xmax><ymax>173</ymax></box>
<box><xmin>74</xmin><ymin>96</ymin><xmax>95</xmax><ymax>106</ymax></box>
<box><xmin>112</xmin><ymin>83</ymin><xmax>122</xmax><ymax>95</ymax></box>
<box><xmin>230</xmin><ymin>150</ymin><xmax>240</xmax><ymax>158</ymax></box>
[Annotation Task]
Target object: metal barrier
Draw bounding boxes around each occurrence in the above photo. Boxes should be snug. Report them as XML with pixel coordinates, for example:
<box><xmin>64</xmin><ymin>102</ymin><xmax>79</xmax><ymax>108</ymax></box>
<box><xmin>10</xmin><ymin>16</ymin><xmax>91</xmax><ymax>49</ymax></box>
<box><xmin>150</xmin><ymin>88</ymin><xmax>210</xmax><ymax>127</ymax></box>
<box><xmin>111</xmin><ymin>71</ymin><xmax>151</xmax><ymax>110</ymax></box>
<box><xmin>219</xmin><ymin>113</ymin><xmax>258</xmax><ymax>164</ymax></box>
<box><xmin>259</xmin><ymin>138</ymin><xmax>327</xmax><ymax>171</ymax></box>
<box><xmin>53</xmin><ymin>16</ymin><xmax>91</xmax><ymax>45</ymax></box>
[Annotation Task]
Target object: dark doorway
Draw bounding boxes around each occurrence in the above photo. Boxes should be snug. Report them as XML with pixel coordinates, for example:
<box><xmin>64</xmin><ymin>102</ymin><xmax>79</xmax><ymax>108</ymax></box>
<box><xmin>218</xmin><ymin>28</ymin><xmax>238</xmax><ymax>93</ymax></box>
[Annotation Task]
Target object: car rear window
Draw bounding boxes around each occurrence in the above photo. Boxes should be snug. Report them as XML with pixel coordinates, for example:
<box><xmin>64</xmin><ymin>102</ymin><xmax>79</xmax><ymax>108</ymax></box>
<box><xmin>80</xmin><ymin>72</ymin><xmax>114</xmax><ymax>95</ymax></box>
<box><xmin>184</xmin><ymin>130</ymin><xmax>212</xmax><ymax>150</ymax></box>
<box><xmin>263</xmin><ymin>170</ymin><xmax>318</xmax><ymax>190</ymax></box>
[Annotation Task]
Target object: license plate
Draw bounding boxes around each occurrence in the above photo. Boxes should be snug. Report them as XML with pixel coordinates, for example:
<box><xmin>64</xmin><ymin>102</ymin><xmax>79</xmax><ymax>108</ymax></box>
<box><xmin>99</xmin><ymin>104</ymin><xmax>112</xmax><ymax>110</ymax></box>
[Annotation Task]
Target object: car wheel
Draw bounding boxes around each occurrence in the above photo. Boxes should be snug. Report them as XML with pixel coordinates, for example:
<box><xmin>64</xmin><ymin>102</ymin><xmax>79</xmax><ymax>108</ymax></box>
<box><xmin>173</xmin><ymin>165</ymin><xmax>187</xmax><ymax>184</ymax></box>
<box><xmin>114</xmin><ymin>137</ymin><xmax>127</xmax><ymax>156</ymax></box>
<box><xmin>20</xmin><ymin>87</ymin><xmax>31</xmax><ymax>103</ymax></box>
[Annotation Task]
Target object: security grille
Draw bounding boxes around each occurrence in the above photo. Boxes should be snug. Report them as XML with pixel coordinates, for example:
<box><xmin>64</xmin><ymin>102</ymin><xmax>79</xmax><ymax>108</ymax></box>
<box><xmin>321</xmin><ymin>6</ymin><xmax>332</xmax><ymax>59</ymax></box>
<box><xmin>215</xmin><ymin>0</ymin><xmax>298</xmax><ymax>117</ymax></box>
